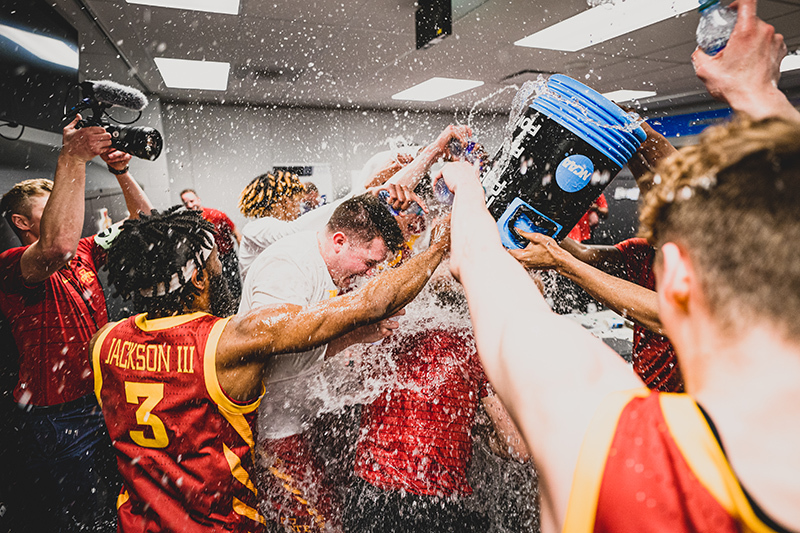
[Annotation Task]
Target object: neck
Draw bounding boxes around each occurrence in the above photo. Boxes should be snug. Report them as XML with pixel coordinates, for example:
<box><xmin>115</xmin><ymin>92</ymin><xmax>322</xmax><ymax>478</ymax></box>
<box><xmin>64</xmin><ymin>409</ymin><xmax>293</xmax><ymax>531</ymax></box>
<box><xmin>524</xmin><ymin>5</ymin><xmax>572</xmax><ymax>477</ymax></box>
<box><xmin>681</xmin><ymin>321</ymin><xmax>800</xmax><ymax>527</ymax></box>
<box><xmin>21</xmin><ymin>231</ymin><xmax>37</xmax><ymax>246</ymax></box>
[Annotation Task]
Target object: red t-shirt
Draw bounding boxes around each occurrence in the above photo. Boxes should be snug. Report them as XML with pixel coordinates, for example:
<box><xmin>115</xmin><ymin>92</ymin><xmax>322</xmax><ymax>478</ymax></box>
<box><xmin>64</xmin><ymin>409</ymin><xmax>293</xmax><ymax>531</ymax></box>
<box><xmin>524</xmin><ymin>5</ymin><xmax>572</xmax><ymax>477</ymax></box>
<box><xmin>354</xmin><ymin>328</ymin><xmax>490</xmax><ymax>497</ymax></box>
<box><xmin>614</xmin><ymin>238</ymin><xmax>684</xmax><ymax>393</ymax></box>
<box><xmin>0</xmin><ymin>236</ymin><xmax>108</xmax><ymax>406</ymax></box>
<box><xmin>92</xmin><ymin>312</ymin><xmax>266</xmax><ymax>533</ymax></box>
<box><xmin>202</xmin><ymin>207</ymin><xmax>237</xmax><ymax>256</ymax></box>
<box><xmin>567</xmin><ymin>193</ymin><xmax>607</xmax><ymax>243</ymax></box>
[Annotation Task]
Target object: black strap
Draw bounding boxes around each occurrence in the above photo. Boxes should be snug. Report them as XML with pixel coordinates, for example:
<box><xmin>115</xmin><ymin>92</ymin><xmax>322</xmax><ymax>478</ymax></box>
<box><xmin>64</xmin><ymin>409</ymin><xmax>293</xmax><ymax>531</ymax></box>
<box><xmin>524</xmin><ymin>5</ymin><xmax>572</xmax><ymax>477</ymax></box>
<box><xmin>696</xmin><ymin>403</ymin><xmax>796</xmax><ymax>533</ymax></box>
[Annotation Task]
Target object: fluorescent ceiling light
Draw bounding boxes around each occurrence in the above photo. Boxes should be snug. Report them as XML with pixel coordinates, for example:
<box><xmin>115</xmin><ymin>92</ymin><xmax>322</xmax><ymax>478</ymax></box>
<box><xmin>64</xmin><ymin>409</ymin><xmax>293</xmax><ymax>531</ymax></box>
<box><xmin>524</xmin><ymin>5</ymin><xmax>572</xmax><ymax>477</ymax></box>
<box><xmin>392</xmin><ymin>77</ymin><xmax>484</xmax><ymax>102</ymax></box>
<box><xmin>602</xmin><ymin>89</ymin><xmax>657</xmax><ymax>102</ymax></box>
<box><xmin>0</xmin><ymin>24</ymin><xmax>78</xmax><ymax>69</ymax></box>
<box><xmin>155</xmin><ymin>57</ymin><xmax>230</xmax><ymax>90</ymax></box>
<box><xmin>515</xmin><ymin>0</ymin><xmax>697</xmax><ymax>52</ymax></box>
<box><xmin>781</xmin><ymin>52</ymin><xmax>800</xmax><ymax>72</ymax></box>
<box><xmin>126</xmin><ymin>0</ymin><xmax>239</xmax><ymax>15</ymax></box>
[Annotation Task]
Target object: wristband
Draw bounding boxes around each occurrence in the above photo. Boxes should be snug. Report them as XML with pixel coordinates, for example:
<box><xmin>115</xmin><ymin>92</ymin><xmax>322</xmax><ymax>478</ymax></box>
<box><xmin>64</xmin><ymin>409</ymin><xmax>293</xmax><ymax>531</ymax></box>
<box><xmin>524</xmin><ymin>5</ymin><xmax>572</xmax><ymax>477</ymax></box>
<box><xmin>107</xmin><ymin>165</ymin><xmax>129</xmax><ymax>175</ymax></box>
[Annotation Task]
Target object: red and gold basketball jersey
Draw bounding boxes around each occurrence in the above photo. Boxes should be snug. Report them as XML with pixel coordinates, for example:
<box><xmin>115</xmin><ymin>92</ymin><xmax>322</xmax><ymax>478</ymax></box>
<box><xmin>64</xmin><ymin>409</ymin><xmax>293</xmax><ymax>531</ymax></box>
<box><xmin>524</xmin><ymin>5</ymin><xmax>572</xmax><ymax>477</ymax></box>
<box><xmin>92</xmin><ymin>312</ymin><xmax>267</xmax><ymax>533</ymax></box>
<box><xmin>564</xmin><ymin>389</ymin><xmax>788</xmax><ymax>533</ymax></box>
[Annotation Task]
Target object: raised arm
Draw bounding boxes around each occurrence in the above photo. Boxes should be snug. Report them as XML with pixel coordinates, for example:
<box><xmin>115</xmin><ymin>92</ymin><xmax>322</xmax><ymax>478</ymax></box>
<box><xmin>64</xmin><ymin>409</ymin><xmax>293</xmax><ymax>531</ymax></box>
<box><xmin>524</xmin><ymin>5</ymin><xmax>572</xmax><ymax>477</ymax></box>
<box><xmin>438</xmin><ymin>161</ymin><xmax>641</xmax><ymax>529</ymax></box>
<box><xmin>692</xmin><ymin>0</ymin><xmax>800</xmax><ymax>122</ymax></box>
<box><xmin>20</xmin><ymin>115</ymin><xmax>111</xmax><ymax>283</ymax></box>
<box><xmin>383</xmin><ymin>125</ymin><xmax>472</xmax><ymax>190</ymax></box>
<box><xmin>216</xmin><ymin>221</ymin><xmax>449</xmax><ymax>400</ymax></box>
<box><xmin>510</xmin><ymin>232</ymin><xmax>664</xmax><ymax>334</ymax></box>
<box><xmin>101</xmin><ymin>150</ymin><xmax>153</xmax><ymax>219</ymax></box>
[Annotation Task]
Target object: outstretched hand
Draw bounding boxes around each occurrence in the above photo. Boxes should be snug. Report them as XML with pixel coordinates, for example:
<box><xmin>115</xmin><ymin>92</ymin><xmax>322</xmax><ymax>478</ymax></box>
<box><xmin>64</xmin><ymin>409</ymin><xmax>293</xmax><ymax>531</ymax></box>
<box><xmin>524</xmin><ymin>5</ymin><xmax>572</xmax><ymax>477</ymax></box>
<box><xmin>507</xmin><ymin>231</ymin><xmax>568</xmax><ymax>270</ymax></box>
<box><xmin>692</xmin><ymin>0</ymin><xmax>793</xmax><ymax>120</ymax></box>
<box><xmin>434</xmin><ymin>124</ymin><xmax>473</xmax><ymax>160</ymax></box>
<box><xmin>61</xmin><ymin>114</ymin><xmax>112</xmax><ymax>163</ymax></box>
<box><xmin>369</xmin><ymin>182</ymin><xmax>428</xmax><ymax>213</ymax></box>
<box><xmin>432</xmin><ymin>160</ymin><xmax>481</xmax><ymax>195</ymax></box>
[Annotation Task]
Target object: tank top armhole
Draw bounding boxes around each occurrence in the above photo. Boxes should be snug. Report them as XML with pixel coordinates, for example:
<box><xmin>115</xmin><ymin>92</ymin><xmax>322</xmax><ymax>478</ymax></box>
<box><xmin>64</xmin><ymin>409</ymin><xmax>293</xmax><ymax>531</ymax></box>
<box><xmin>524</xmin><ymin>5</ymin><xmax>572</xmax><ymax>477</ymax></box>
<box><xmin>563</xmin><ymin>387</ymin><xmax>651</xmax><ymax>533</ymax></box>
<box><xmin>203</xmin><ymin>316</ymin><xmax>264</xmax><ymax>415</ymax></box>
<box><xmin>91</xmin><ymin>318</ymin><xmax>125</xmax><ymax>408</ymax></box>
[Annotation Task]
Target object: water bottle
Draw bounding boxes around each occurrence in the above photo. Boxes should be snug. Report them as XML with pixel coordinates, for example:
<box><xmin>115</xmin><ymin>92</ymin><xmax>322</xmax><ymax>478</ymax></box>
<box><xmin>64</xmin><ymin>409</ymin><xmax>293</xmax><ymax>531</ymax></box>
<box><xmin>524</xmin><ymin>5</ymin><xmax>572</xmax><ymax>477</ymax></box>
<box><xmin>378</xmin><ymin>189</ymin><xmax>424</xmax><ymax>216</ymax></box>
<box><xmin>696</xmin><ymin>0</ymin><xmax>737</xmax><ymax>56</ymax></box>
<box><xmin>437</xmin><ymin>140</ymin><xmax>480</xmax><ymax>205</ymax></box>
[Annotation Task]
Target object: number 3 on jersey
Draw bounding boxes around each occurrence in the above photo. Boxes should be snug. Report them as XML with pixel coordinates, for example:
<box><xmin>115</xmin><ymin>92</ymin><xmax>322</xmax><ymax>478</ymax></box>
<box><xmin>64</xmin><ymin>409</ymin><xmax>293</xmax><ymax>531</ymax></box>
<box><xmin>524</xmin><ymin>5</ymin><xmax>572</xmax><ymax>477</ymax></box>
<box><xmin>125</xmin><ymin>381</ymin><xmax>169</xmax><ymax>448</ymax></box>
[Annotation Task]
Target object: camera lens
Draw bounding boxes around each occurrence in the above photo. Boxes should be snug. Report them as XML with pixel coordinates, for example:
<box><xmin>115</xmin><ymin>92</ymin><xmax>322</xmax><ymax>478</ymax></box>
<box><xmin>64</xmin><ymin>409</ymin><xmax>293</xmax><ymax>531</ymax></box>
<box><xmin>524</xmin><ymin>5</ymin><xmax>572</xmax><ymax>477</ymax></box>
<box><xmin>107</xmin><ymin>124</ymin><xmax>164</xmax><ymax>160</ymax></box>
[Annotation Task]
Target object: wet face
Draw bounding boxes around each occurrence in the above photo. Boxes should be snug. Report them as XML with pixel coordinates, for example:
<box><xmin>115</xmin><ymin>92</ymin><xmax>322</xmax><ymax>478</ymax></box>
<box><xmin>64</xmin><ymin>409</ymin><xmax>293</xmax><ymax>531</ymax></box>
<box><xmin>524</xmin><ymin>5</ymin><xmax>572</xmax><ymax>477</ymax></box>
<box><xmin>330</xmin><ymin>236</ymin><xmax>389</xmax><ymax>289</ymax></box>
<box><xmin>181</xmin><ymin>191</ymin><xmax>202</xmax><ymax>211</ymax></box>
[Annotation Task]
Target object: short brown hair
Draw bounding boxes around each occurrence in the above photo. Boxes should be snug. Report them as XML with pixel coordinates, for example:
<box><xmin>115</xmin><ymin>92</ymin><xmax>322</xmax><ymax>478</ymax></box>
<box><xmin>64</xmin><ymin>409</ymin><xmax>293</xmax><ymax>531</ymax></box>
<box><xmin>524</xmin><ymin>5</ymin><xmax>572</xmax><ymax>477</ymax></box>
<box><xmin>327</xmin><ymin>195</ymin><xmax>404</xmax><ymax>254</ymax></box>
<box><xmin>179</xmin><ymin>188</ymin><xmax>197</xmax><ymax>198</ymax></box>
<box><xmin>0</xmin><ymin>178</ymin><xmax>53</xmax><ymax>239</ymax></box>
<box><xmin>639</xmin><ymin>117</ymin><xmax>800</xmax><ymax>340</ymax></box>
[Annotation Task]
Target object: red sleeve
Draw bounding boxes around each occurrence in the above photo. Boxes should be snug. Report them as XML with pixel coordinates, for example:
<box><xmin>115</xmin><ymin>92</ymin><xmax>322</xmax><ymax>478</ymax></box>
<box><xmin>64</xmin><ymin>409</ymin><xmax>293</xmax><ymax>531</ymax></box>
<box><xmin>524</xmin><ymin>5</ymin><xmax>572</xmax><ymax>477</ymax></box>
<box><xmin>595</xmin><ymin>193</ymin><xmax>608</xmax><ymax>208</ymax></box>
<box><xmin>78</xmin><ymin>235</ymin><xmax>106</xmax><ymax>270</ymax></box>
<box><xmin>613</xmin><ymin>238</ymin><xmax>656</xmax><ymax>290</ymax></box>
<box><xmin>0</xmin><ymin>246</ymin><xmax>28</xmax><ymax>291</ymax></box>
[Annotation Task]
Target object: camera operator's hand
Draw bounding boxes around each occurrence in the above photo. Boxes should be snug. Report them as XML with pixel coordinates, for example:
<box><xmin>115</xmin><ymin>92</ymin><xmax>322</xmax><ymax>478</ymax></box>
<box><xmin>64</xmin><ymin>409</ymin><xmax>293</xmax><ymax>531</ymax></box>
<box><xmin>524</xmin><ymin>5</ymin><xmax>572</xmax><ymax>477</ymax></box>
<box><xmin>62</xmin><ymin>114</ymin><xmax>112</xmax><ymax>163</ymax></box>
<box><xmin>101</xmin><ymin>149</ymin><xmax>132</xmax><ymax>173</ymax></box>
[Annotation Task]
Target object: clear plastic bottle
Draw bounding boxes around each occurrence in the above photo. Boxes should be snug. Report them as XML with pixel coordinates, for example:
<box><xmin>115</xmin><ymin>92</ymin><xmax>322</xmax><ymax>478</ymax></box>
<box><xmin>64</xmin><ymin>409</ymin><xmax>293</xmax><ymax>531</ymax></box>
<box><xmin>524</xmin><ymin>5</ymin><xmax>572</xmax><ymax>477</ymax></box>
<box><xmin>696</xmin><ymin>0</ymin><xmax>738</xmax><ymax>56</ymax></box>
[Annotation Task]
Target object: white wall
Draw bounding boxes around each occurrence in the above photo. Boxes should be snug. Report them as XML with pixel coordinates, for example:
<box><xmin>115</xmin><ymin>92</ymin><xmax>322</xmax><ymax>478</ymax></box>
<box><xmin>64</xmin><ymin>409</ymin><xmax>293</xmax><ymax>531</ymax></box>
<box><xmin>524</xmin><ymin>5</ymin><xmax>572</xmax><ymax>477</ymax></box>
<box><xmin>160</xmin><ymin>103</ymin><xmax>508</xmax><ymax>229</ymax></box>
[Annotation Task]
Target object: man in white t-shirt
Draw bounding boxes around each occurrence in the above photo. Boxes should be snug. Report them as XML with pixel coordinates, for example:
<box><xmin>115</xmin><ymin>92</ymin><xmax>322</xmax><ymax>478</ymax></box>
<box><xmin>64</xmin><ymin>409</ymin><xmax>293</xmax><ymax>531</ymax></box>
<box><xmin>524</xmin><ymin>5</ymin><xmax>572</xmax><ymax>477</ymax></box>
<box><xmin>238</xmin><ymin>194</ymin><xmax>407</xmax><ymax>531</ymax></box>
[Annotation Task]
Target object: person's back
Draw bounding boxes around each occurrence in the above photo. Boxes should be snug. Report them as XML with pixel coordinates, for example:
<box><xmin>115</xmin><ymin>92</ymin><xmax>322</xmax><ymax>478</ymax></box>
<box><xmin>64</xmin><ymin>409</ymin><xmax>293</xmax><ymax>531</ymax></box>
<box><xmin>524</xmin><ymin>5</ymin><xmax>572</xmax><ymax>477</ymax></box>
<box><xmin>92</xmin><ymin>312</ymin><xmax>263</xmax><ymax>532</ymax></box>
<box><xmin>354</xmin><ymin>327</ymin><xmax>486</xmax><ymax>497</ymax></box>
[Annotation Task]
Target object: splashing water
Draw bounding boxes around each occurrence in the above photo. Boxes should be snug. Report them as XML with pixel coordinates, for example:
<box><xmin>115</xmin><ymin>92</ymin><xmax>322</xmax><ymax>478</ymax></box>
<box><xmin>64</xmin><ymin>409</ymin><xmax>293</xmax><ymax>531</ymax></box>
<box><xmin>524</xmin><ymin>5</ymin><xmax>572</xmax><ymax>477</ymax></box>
<box><xmin>254</xmin><ymin>271</ymin><xmax>539</xmax><ymax>532</ymax></box>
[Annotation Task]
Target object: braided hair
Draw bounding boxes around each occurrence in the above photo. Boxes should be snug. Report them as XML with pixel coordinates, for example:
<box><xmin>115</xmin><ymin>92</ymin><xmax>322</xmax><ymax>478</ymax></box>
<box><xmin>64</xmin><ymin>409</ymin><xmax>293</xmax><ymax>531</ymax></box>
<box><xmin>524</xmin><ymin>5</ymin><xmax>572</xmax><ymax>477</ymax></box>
<box><xmin>107</xmin><ymin>206</ymin><xmax>217</xmax><ymax>316</ymax></box>
<box><xmin>239</xmin><ymin>170</ymin><xmax>305</xmax><ymax>218</ymax></box>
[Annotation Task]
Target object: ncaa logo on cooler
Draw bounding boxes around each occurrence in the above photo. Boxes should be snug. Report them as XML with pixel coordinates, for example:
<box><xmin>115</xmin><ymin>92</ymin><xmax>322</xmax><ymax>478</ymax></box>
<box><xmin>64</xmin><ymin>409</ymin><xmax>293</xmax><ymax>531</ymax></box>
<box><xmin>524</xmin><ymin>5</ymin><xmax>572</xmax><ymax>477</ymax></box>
<box><xmin>555</xmin><ymin>155</ymin><xmax>594</xmax><ymax>193</ymax></box>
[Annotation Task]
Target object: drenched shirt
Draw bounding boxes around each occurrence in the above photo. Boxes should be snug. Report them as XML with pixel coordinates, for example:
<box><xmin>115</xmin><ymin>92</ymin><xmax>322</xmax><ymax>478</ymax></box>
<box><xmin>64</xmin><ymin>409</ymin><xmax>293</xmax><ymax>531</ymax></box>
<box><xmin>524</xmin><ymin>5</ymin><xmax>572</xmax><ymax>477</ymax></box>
<box><xmin>354</xmin><ymin>328</ymin><xmax>490</xmax><ymax>497</ymax></box>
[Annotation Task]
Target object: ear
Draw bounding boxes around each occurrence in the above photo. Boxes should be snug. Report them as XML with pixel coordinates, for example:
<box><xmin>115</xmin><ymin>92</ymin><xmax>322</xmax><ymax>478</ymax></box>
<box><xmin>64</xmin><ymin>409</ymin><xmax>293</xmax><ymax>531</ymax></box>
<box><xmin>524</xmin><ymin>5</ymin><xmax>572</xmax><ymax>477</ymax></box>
<box><xmin>10</xmin><ymin>213</ymin><xmax>30</xmax><ymax>232</ymax></box>
<box><xmin>332</xmin><ymin>232</ymin><xmax>347</xmax><ymax>252</ymax></box>
<box><xmin>658</xmin><ymin>242</ymin><xmax>691</xmax><ymax>315</ymax></box>
<box><xmin>190</xmin><ymin>267</ymin><xmax>206</xmax><ymax>292</ymax></box>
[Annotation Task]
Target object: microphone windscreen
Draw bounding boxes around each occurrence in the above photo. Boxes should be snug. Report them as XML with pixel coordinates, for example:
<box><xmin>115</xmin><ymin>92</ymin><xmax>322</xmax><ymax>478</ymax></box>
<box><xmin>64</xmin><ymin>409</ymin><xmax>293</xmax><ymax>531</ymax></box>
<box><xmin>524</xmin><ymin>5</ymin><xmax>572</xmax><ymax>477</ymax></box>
<box><xmin>90</xmin><ymin>80</ymin><xmax>149</xmax><ymax>111</ymax></box>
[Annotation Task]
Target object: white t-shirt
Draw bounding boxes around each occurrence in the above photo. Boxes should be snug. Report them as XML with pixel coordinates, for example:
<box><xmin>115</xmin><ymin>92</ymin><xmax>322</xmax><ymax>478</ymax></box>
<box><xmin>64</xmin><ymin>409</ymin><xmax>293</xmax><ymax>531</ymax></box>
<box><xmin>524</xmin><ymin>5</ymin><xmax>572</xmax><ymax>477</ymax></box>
<box><xmin>238</xmin><ymin>230</ymin><xmax>340</xmax><ymax>440</ymax></box>
<box><xmin>238</xmin><ymin>194</ymin><xmax>355</xmax><ymax>280</ymax></box>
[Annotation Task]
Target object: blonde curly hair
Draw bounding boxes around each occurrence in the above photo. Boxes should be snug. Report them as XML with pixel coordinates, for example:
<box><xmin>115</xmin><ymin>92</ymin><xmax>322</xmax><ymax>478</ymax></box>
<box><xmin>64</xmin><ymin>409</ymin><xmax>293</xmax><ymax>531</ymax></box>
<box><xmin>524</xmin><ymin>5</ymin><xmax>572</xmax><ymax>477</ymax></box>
<box><xmin>638</xmin><ymin>116</ymin><xmax>800</xmax><ymax>339</ymax></box>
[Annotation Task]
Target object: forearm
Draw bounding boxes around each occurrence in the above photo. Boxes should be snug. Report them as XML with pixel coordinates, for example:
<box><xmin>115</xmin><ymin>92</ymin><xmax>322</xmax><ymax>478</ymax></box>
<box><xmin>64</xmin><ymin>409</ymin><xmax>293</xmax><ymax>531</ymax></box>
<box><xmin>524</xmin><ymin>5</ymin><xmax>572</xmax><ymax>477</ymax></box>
<box><xmin>39</xmin><ymin>152</ymin><xmax>87</xmax><ymax>257</ymax></box>
<box><xmin>627</xmin><ymin>123</ymin><xmax>678</xmax><ymax>182</ymax></box>
<box><xmin>356</xmin><ymin>242</ymin><xmax>446</xmax><ymax>318</ymax></box>
<box><xmin>728</xmin><ymin>86</ymin><xmax>800</xmax><ymax>122</ymax></box>
<box><xmin>115</xmin><ymin>171</ymin><xmax>153</xmax><ymax>219</ymax></box>
<box><xmin>556</xmin><ymin>254</ymin><xmax>664</xmax><ymax>334</ymax></box>
<box><xmin>386</xmin><ymin>144</ymin><xmax>441</xmax><ymax>189</ymax></box>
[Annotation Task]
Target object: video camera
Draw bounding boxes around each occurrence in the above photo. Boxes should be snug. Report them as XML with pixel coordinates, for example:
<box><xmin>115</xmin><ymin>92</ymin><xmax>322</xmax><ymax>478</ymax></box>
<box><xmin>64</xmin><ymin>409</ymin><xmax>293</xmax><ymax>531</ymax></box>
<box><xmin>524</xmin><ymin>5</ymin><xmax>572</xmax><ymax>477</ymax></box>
<box><xmin>65</xmin><ymin>80</ymin><xmax>163</xmax><ymax>161</ymax></box>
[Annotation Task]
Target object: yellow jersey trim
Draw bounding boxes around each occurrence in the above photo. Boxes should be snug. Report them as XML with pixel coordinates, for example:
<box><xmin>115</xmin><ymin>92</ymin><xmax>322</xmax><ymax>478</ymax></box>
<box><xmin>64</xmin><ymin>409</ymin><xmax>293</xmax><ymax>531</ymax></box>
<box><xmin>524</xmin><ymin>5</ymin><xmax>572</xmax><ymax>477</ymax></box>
<box><xmin>232</xmin><ymin>497</ymin><xmax>266</xmax><ymax>525</ymax></box>
<box><xmin>223</xmin><ymin>443</ymin><xmax>257</xmax><ymax>495</ymax></box>
<box><xmin>659</xmin><ymin>394</ymin><xmax>782</xmax><ymax>533</ymax></box>
<box><xmin>563</xmin><ymin>387</ymin><xmax>651</xmax><ymax>533</ymax></box>
<box><xmin>116</xmin><ymin>490</ymin><xmax>129</xmax><ymax>510</ymax></box>
<box><xmin>202</xmin><ymin>317</ymin><xmax>262</xmax><ymax>416</ymax></box>
<box><xmin>91</xmin><ymin>322</ymin><xmax>119</xmax><ymax>408</ymax></box>
<box><xmin>134</xmin><ymin>311</ymin><xmax>208</xmax><ymax>332</ymax></box>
